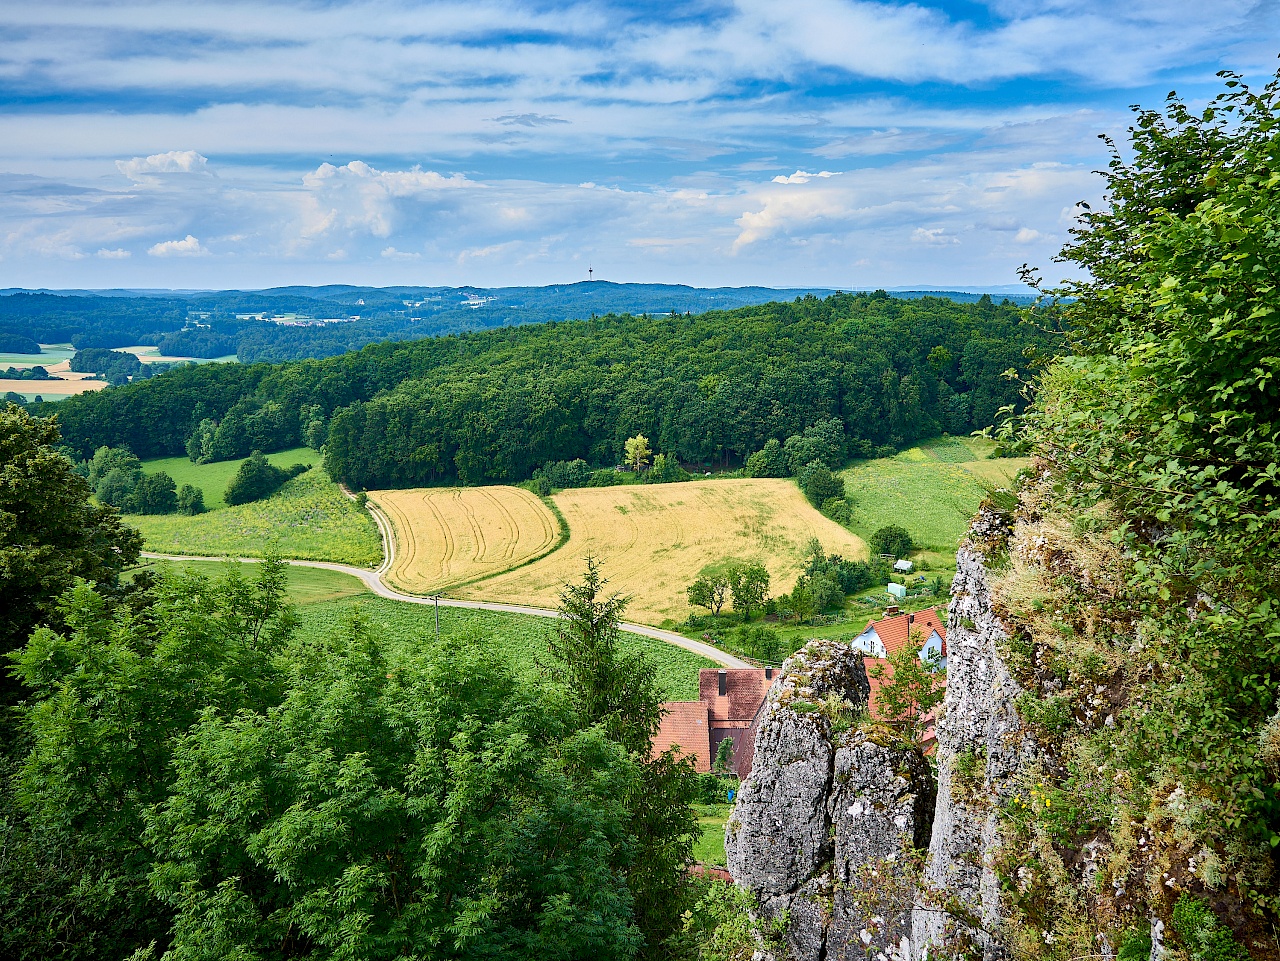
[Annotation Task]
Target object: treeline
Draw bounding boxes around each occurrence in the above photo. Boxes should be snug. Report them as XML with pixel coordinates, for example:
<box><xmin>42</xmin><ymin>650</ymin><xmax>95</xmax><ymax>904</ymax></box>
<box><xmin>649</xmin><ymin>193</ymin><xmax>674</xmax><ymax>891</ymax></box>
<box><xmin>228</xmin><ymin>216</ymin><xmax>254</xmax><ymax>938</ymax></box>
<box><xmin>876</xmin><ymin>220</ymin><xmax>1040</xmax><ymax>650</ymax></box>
<box><xmin>48</xmin><ymin>292</ymin><xmax>1057</xmax><ymax>487</ymax></box>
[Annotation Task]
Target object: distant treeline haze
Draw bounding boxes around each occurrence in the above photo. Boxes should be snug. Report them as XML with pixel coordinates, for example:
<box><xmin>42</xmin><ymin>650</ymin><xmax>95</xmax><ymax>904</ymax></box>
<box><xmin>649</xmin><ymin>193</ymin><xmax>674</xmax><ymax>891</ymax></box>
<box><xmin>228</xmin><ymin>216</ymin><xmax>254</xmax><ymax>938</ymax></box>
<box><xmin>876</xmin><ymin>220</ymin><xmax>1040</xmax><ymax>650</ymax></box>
<box><xmin>48</xmin><ymin>292</ymin><xmax>1056</xmax><ymax>488</ymax></box>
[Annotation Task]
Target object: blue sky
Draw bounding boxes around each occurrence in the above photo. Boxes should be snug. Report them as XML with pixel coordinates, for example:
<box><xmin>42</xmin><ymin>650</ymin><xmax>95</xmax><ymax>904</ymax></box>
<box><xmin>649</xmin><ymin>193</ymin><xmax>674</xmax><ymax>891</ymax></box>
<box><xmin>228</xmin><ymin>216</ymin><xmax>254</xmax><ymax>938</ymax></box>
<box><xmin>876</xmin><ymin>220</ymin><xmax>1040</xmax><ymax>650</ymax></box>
<box><xmin>1</xmin><ymin>0</ymin><xmax>1277</xmax><ymax>289</ymax></box>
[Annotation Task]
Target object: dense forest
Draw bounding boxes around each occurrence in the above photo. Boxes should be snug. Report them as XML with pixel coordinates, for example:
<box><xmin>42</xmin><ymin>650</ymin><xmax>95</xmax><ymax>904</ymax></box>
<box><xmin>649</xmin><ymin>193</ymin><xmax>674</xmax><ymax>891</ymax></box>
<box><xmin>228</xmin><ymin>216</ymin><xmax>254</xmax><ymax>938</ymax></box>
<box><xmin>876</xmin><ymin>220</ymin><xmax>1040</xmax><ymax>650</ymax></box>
<box><xmin>45</xmin><ymin>291</ymin><xmax>1056</xmax><ymax>488</ymax></box>
<box><xmin>0</xmin><ymin>283</ymin><xmax>1035</xmax><ymax>364</ymax></box>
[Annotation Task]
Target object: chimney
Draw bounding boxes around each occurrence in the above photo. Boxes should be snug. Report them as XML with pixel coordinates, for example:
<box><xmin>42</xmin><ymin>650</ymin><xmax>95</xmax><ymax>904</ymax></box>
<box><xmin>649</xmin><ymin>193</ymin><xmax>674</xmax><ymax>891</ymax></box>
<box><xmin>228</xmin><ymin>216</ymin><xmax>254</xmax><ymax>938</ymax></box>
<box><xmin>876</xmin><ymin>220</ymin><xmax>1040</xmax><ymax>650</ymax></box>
<box><xmin>909</xmin><ymin>613</ymin><xmax>915</xmax><ymax>626</ymax></box>
<box><xmin>765</xmin><ymin>667</ymin><xmax>773</xmax><ymax>680</ymax></box>
<box><xmin>718</xmin><ymin>670</ymin><xmax>727</xmax><ymax>696</ymax></box>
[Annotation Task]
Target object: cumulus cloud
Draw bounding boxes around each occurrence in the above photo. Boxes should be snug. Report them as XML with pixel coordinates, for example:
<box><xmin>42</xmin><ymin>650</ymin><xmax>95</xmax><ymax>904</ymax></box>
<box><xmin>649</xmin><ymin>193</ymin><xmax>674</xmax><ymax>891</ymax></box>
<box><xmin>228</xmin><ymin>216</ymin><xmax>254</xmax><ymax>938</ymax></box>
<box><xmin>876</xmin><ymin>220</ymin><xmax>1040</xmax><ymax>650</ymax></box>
<box><xmin>1014</xmin><ymin>227</ymin><xmax>1046</xmax><ymax>243</ymax></box>
<box><xmin>147</xmin><ymin>235</ymin><xmax>207</xmax><ymax>257</ymax></box>
<box><xmin>772</xmin><ymin>170</ymin><xmax>841</xmax><ymax>184</ymax></box>
<box><xmin>96</xmin><ymin>248</ymin><xmax>131</xmax><ymax>258</ymax></box>
<box><xmin>117</xmin><ymin>150</ymin><xmax>209</xmax><ymax>182</ymax></box>
<box><xmin>380</xmin><ymin>246</ymin><xmax>420</xmax><ymax>260</ymax></box>
<box><xmin>912</xmin><ymin>227</ymin><xmax>962</xmax><ymax>246</ymax></box>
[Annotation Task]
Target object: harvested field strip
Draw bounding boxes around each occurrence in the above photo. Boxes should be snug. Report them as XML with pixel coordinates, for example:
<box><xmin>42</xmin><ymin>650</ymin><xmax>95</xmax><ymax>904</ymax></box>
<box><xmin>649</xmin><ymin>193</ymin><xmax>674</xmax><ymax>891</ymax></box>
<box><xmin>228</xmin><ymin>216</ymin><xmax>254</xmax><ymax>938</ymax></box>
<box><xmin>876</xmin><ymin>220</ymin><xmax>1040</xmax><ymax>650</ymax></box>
<box><xmin>372</xmin><ymin>486</ymin><xmax>561</xmax><ymax>594</ymax></box>
<box><xmin>455</xmin><ymin>479</ymin><xmax>868</xmax><ymax>626</ymax></box>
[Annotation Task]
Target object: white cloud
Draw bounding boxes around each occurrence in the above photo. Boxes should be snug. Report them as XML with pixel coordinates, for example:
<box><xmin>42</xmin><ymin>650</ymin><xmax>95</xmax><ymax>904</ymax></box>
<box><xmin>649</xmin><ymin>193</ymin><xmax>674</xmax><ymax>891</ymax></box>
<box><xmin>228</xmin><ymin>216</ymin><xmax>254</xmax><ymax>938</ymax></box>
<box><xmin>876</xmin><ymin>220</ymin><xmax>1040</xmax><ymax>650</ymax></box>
<box><xmin>117</xmin><ymin>150</ymin><xmax>209</xmax><ymax>182</ymax></box>
<box><xmin>772</xmin><ymin>170</ymin><xmax>841</xmax><ymax>184</ymax></box>
<box><xmin>380</xmin><ymin>246</ymin><xmax>420</xmax><ymax>260</ymax></box>
<box><xmin>912</xmin><ymin>227</ymin><xmax>961</xmax><ymax>246</ymax></box>
<box><xmin>147</xmin><ymin>235</ymin><xmax>207</xmax><ymax>257</ymax></box>
<box><xmin>1014</xmin><ymin>227</ymin><xmax>1046</xmax><ymax>243</ymax></box>
<box><xmin>95</xmin><ymin>247</ymin><xmax>131</xmax><ymax>259</ymax></box>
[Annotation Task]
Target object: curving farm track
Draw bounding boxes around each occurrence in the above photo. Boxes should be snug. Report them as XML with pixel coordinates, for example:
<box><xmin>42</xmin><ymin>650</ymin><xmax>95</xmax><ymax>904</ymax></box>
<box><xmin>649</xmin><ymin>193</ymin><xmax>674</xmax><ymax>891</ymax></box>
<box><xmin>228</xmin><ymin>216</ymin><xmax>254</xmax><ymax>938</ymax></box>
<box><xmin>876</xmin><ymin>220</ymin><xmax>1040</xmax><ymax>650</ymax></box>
<box><xmin>142</xmin><ymin>491</ymin><xmax>748</xmax><ymax>669</ymax></box>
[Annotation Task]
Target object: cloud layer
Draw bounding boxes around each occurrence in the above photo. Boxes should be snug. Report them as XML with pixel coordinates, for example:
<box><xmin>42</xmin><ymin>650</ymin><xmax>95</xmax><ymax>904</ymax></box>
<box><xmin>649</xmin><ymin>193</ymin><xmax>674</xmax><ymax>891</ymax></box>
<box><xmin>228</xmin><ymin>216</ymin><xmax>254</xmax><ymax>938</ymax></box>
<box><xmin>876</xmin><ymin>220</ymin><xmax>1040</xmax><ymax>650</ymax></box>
<box><xmin>1</xmin><ymin>0</ymin><xmax>1276</xmax><ymax>287</ymax></box>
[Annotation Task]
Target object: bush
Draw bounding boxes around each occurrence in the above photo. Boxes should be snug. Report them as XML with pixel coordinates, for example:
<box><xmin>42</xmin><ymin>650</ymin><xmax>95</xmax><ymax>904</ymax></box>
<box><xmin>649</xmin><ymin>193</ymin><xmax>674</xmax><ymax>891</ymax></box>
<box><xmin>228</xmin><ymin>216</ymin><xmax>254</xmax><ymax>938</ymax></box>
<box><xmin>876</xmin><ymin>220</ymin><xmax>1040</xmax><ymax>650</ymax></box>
<box><xmin>783</xmin><ymin>418</ymin><xmax>846</xmax><ymax>473</ymax></box>
<box><xmin>744</xmin><ymin>438</ymin><xmax>789</xmax><ymax>478</ymax></box>
<box><xmin>870</xmin><ymin>524</ymin><xmax>914</xmax><ymax>558</ymax></box>
<box><xmin>586</xmin><ymin>468</ymin><xmax>624</xmax><ymax>487</ymax></box>
<box><xmin>131</xmin><ymin>472</ymin><xmax>177</xmax><ymax>514</ymax></box>
<box><xmin>646</xmin><ymin>452</ymin><xmax>690</xmax><ymax>484</ymax></box>
<box><xmin>798</xmin><ymin>460</ymin><xmax>845</xmax><ymax>507</ymax></box>
<box><xmin>224</xmin><ymin>452</ymin><xmax>307</xmax><ymax>506</ymax></box>
<box><xmin>534</xmin><ymin>458</ymin><xmax>594</xmax><ymax>489</ymax></box>
<box><xmin>176</xmin><ymin>484</ymin><xmax>205</xmax><ymax>515</ymax></box>
<box><xmin>1170</xmin><ymin>895</ymin><xmax>1249</xmax><ymax>961</ymax></box>
<box><xmin>821</xmin><ymin>495</ymin><xmax>851</xmax><ymax>525</ymax></box>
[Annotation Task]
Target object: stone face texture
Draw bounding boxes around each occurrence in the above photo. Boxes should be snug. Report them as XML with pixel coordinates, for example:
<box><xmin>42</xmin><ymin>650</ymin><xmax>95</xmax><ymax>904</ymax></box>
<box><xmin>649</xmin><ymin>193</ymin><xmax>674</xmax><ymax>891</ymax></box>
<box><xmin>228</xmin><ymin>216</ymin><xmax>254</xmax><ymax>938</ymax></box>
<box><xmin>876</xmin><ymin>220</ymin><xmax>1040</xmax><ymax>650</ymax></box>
<box><xmin>911</xmin><ymin>545</ymin><xmax>1036</xmax><ymax>961</ymax></box>
<box><xmin>727</xmin><ymin>639</ymin><xmax>933</xmax><ymax>961</ymax></box>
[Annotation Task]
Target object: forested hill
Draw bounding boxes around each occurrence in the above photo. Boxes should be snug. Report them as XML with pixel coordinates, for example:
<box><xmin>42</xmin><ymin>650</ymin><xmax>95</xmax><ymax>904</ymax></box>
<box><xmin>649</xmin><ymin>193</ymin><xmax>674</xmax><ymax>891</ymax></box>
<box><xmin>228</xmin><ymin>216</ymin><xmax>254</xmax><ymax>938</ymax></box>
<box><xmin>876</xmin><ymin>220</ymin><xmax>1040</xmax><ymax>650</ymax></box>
<box><xmin>0</xmin><ymin>282</ymin><xmax>1034</xmax><ymax>364</ymax></box>
<box><xmin>48</xmin><ymin>291</ymin><xmax>1058</xmax><ymax>488</ymax></box>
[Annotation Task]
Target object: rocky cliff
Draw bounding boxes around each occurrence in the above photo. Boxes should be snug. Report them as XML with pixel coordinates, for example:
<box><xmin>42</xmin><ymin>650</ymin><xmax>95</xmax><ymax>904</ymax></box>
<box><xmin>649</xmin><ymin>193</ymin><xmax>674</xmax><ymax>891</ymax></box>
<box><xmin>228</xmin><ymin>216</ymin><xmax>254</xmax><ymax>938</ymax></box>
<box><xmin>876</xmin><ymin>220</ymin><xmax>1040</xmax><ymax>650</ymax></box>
<box><xmin>726</xmin><ymin>639</ymin><xmax>935</xmax><ymax>961</ymax></box>
<box><xmin>910</xmin><ymin>541</ymin><xmax>1037</xmax><ymax>960</ymax></box>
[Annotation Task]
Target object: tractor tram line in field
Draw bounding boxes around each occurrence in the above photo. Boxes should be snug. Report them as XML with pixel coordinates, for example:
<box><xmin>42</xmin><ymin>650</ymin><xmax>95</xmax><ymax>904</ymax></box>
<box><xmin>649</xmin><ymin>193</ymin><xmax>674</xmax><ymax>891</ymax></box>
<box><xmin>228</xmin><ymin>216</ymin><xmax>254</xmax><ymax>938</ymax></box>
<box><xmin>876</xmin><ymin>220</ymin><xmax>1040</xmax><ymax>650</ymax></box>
<box><xmin>141</xmin><ymin>484</ymin><xmax>747</xmax><ymax>669</ymax></box>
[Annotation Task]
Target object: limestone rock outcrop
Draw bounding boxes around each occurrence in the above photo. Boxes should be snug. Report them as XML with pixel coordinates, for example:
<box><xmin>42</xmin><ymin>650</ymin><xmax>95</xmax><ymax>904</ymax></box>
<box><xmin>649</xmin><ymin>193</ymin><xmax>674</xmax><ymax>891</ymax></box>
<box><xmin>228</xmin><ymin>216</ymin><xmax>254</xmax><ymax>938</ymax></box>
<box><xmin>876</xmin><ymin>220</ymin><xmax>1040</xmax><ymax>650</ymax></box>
<box><xmin>910</xmin><ymin>543</ymin><xmax>1037</xmax><ymax>960</ymax></box>
<box><xmin>726</xmin><ymin>640</ymin><xmax>935</xmax><ymax>961</ymax></box>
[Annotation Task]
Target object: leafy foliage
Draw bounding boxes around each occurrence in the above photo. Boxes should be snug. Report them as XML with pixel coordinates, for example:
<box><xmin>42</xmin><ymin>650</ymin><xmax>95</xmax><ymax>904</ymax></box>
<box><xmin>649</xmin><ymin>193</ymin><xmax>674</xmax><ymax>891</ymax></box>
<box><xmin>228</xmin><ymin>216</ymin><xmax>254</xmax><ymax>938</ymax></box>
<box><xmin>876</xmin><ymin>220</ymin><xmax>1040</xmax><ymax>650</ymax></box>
<box><xmin>0</xmin><ymin>406</ymin><xmax>140</xmax><ymax>705</ymax></box>
<box><xmin>990</xmin><ymin>70</ymin><xmax>1280</xmax><ymax>955</ymax></box>
<box><xmin>223</xmin><ymin>451</ymin><xmax>307</xmax><ymax>506</ymax></box>
<box><xmin>870</xmin><ymin>524</ymin><xmax>914</xmax><ymax>559</ymax></box>
<box><xmin>797</xmin><ymin>460</ymin><xmax>845</xmax><ymax>508</ymax></box>
<box><xmin>867</xmin><ymin>629</ymin><xmax>945</xmax><ymax>743</ymax></box>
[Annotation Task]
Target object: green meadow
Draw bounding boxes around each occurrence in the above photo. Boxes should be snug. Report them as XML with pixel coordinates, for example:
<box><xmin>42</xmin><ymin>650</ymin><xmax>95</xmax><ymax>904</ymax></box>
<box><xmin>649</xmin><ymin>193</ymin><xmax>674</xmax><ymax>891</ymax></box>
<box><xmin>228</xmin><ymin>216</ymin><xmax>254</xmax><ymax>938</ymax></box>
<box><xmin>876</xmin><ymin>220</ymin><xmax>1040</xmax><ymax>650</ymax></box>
<box><xmin>840</xmin><ymin>436</ymin><xmax>1029</xmax><ymax>562</ymax></box>
<box><xmin>127</xmin><ymin>449</ymin><xmax>382</xmax><ymax>567</ymax></box>
<box><xmin>137</xmin><ymin>557</ymin><xmax>714</xmax><ymax>700</ymax></box>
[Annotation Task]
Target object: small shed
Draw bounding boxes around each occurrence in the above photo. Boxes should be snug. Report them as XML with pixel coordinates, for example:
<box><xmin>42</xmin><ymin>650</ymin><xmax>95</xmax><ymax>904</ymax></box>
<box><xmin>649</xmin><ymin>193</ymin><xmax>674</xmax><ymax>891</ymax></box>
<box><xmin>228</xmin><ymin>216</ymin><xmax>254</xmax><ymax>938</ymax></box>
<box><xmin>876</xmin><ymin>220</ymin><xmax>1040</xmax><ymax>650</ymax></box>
<box><xmin>893</xmin><ymin>559</ymin><xmax>914</xmax><ymax>573</ymax></box>
<box><xmin>886</xmin><ymin>582</ymin><xmax>907</xmax><ymax>600</ymax></box>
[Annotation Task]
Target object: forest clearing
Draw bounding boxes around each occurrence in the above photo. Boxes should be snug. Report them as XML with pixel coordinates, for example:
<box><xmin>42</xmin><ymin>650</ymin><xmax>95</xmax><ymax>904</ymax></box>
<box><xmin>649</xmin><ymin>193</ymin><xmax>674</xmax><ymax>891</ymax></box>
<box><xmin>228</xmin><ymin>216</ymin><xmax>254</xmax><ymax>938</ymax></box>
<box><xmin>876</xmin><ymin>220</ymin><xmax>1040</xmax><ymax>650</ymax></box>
<box><xmin>370</xmin><ymin>485</ymin><xmax>562</xmax><ymax>593</ymax></box>
<box><xmin>433</xmin><ymin>479</ymin><xmax>868</xmax><ymax>625</ymax></box>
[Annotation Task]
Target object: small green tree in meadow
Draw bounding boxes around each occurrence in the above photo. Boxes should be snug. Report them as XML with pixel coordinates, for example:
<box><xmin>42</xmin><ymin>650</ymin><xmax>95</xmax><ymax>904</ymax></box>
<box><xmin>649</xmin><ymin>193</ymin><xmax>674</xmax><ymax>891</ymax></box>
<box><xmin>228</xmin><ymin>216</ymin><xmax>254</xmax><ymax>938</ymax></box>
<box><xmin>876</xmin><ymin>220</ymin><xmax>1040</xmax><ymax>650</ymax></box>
<box><xmin>870</xmin><ymin>523</ymin><xmax>914</xmax><ymax>559</ymax></box>
<box><xmin>798</xmin><ymin>460</ymin><xmax>845</xmax><ymax>507</ymax></box>
<box><xmin>726</xmin><ymin>562</ymin><xmax>770</xmax><ymax>617</ymax></box>
<box><xmin>688</xmin><ymin>572</ymin><xmax>730</xmax><ymax>615</ymax></box>
<box><xmin>624</xmin><ymin>433</ymin><xmax>652</xmax><ymax>473</ymax></box>
<box><xmin>175</xmin><ymin>483</ymin><xmax>205</xmax><ymax>515</ymax></box>
<box><xmin>744</xmin><ymin>438</ymin><xmax>789</xmax><ymax>478</ymax></box>
<box><xmin>224</xmin><ymin>452</ymin><xmax>306</xmax><ymax>506</ymax></box>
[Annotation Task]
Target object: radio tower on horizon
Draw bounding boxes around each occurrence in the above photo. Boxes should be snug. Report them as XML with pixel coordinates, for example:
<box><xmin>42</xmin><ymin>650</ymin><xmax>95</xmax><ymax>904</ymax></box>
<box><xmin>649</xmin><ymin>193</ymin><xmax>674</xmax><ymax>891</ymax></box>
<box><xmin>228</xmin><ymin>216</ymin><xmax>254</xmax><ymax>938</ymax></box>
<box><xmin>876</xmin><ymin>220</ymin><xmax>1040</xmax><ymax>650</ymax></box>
<box><xmin>588</xmin><ymin>266</ymin><xmax>593</xmax><ymax>281</ymax></box>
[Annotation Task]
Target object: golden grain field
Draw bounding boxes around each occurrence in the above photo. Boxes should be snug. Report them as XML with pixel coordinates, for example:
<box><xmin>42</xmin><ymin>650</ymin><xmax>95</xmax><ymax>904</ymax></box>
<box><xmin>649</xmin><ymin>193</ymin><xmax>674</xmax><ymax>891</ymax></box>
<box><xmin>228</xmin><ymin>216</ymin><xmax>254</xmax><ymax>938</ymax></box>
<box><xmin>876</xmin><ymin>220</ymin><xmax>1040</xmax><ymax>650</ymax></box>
<box><xmin>452</xmin><ymin>480</ymin><xmax>868</xmax><ymax>625</ymax></box>
<box><xmin>371</xmin><ymin>486</ymin><xmax>561</xmax><ymax>594</ymax></box>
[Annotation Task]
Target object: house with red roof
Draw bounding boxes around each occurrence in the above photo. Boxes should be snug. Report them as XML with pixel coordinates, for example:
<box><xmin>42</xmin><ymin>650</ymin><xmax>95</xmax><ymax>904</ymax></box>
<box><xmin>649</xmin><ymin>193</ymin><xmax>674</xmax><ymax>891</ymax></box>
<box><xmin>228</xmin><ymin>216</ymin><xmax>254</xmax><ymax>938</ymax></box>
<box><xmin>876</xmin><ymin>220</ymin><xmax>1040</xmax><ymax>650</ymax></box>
<box><xmin>652</xmin><ymin>668</ymin><xmax>777</xmax><ymax>778</ymax></box>
<box><xmin>653</xmin><ymin>609</ymin><xmax>948</xmax><ymax>772</ymax></box>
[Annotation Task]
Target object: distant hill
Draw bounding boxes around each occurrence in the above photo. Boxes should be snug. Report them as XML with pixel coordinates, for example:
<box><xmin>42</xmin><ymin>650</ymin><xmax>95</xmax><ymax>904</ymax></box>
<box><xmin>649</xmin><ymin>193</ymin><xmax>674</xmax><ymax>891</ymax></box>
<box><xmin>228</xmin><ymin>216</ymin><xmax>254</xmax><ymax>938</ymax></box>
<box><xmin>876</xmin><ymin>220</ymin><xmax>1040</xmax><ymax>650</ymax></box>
<box><xmin>0</xmin><ymin>282</ymin><xmax>1037</xmax><ymax>363</ymax></box>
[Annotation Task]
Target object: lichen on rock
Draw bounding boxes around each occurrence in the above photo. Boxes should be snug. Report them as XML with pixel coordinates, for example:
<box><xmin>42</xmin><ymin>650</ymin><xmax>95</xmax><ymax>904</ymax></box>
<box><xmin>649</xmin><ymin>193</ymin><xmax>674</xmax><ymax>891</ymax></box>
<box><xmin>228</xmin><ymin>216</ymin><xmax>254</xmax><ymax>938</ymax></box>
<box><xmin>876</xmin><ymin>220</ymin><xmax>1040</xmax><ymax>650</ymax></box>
<box><xmin>727</xmin><ymin>639</ymin><xmax>934</xmax><ymax>961</ymax></box>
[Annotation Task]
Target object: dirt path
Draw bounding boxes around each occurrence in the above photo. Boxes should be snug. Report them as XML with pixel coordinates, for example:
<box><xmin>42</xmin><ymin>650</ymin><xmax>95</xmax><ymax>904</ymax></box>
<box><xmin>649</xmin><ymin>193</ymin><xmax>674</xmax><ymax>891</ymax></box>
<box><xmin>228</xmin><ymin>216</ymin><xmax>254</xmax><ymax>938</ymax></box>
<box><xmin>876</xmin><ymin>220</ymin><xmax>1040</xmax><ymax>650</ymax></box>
<box><xmin>142</xmin><ymin>494</ymin><xmax>748</xmax><ymax>668</ymax></box>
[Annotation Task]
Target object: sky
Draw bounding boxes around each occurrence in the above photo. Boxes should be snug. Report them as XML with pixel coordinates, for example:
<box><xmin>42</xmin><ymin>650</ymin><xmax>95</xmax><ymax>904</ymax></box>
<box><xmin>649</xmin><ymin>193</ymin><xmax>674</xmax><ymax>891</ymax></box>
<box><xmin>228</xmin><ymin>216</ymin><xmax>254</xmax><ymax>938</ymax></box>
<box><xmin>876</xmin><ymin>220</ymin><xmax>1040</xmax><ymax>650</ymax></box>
<box><xmin>1</xmin><ymin>1</ymin><xmax>1278</xmax><ymax>290</ymax></box>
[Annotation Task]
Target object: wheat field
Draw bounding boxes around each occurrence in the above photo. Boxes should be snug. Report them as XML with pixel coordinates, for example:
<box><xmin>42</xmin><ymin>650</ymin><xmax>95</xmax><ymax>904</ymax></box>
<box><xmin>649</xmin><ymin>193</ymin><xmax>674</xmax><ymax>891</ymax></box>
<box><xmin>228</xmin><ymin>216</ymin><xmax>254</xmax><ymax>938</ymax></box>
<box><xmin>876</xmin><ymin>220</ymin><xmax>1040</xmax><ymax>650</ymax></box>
<box><xmin>450</xmin><ymin>480</ymin><xmax>868</xmax><ymax>625</ymax></box>
<box><xmin>371</xmin><ymin>486</ymin><xmax>561</xmax><ymax>593</ymax></box>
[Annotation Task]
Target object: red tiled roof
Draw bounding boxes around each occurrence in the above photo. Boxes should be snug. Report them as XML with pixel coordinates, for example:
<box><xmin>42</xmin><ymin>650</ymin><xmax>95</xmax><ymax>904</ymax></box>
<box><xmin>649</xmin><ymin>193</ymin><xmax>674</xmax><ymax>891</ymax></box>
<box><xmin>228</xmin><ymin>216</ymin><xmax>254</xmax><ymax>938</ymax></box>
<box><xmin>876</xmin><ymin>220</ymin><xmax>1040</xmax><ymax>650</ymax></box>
<box><xmin>698</xmin><ymin>669</ymin><xmax>775</xmax><ymax>723</ymax></box>
<box><xmin>653</xmin><ymin>701</ymin><xmax>712</xmax><ymax>771</ymax></box>
<box><xmin>862</xmin><ymin>607</ymin><xmax>946</xmax><ymax>657</ymax></box>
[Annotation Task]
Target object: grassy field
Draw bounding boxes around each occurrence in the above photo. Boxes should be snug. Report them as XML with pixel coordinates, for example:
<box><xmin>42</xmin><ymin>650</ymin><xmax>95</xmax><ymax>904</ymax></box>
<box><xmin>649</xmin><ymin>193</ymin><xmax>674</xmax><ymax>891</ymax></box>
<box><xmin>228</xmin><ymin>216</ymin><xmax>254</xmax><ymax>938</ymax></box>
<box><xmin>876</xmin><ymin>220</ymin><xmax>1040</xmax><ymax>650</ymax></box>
<box><xmin>841</xmin><ymin>436</ymin><xmax>1030</xmax><ymax>562</ymax></box>
<box><xmin>692</xmin><ymin>803</ymin><xmax>733</xmax><ymax>866</ymax></box>
<box><xmin>127</xmin><ymin>454</ymin><xmax>382</xmax><ymax>567</ymax></box>
<box><xmin>139</xmin><ymin>446</ymin><xmax>321</xmax><ymax>510</ymax></box>
<box><xmin>372</xmin><ymin>486</ymin><xmax>561</xmax><ymax>594</ymax></box>
<box><xmin>0</xmin><ymin>344</ymin><xmax>76</xmax><ymax>368</ymax></box>
<box><xmin>132</xmin><ymin>557</ymin><xmax>371</xmax><ymax>605</ymax></box>
<box><xmin>444</xmin><ymin>479</ymin><xmax>867</xmax><ymax>626</ymax></box>
<box><xmin>129</xmin><ymin>557</ymin><xmax>712</xmax><ymax>700</ymax></box>
<box><xmin>296</xmin><ymin>596</ymin><xmax>713</xmax><ymax>700</ymax></box>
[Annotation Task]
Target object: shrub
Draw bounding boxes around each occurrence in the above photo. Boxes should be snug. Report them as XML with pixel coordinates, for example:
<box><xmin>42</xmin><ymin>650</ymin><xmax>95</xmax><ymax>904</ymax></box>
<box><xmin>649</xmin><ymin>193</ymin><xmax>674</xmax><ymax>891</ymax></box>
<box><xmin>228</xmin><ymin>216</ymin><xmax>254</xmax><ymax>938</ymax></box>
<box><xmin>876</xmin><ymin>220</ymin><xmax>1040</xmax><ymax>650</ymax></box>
<box><xmin>783</xmin><ymin>418</ymin><xmax>846</xmax><ymax>473</ymax></box>
<box><xmin>224</xmin><ymin>452</ymin><xmax>306</xmax><ymax>506</ymax></box>
<box><xmin>744</xmin><ymin>438</ymin><xmax>789</xmax><ymax>477</ymax></box>
<box><xmin>870</xmin><ymin>524</ymin><xmax>914</xmax><ymax>558</ymax></box>
<box><xmin>130</xmin><ymin>472</ymin><xmax>177</xmax><ymax>514</ymax></box>
<box><xmin>176</xmin><ymin>484</ymin><xmax>205</xmax><ymax>515</ymax></box>
<box><xmin>586</xmin><ymin>468</ymin><xmax>624</xmax><ymax>487</ymax></box>
<box><xmin>534</xmin><ymin>458</ymin><xmax>593</xmax><ymax>489</ymax></box>
<box><xmin>646</xmin><ymin>452</ymin><xmax>690</xmax><ymax>484</ymax></box>
<box><xmin>1170</xmin><ymin>895</ymin><xmax>1249</xmax><ymax>961</ymax></box>
<box><xmin>821</xmin><ymin>495</ymin><xmax>851</xmax><ymax>525</ymax></box>
<box><xmin>798</xmin><ymin>460</ymin><xmax>845</xmax><ymax>507</ymax></box>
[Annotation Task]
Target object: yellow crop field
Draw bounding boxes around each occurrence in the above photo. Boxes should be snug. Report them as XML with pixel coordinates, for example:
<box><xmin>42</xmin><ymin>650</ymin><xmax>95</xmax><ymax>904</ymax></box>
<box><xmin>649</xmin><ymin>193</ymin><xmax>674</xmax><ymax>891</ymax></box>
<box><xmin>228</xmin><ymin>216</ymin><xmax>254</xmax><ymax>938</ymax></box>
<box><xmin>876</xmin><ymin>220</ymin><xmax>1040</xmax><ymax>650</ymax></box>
<box><xmin>371</xmin><ymin>486</ymin><xmax>561</xmax><ymax>594</ymax></box>
<box><xmin>453</xmin><ymin>480</ymin><xmax>868</xmax><ymax>626</ymax></box>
